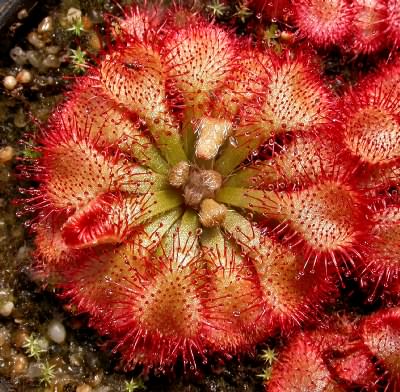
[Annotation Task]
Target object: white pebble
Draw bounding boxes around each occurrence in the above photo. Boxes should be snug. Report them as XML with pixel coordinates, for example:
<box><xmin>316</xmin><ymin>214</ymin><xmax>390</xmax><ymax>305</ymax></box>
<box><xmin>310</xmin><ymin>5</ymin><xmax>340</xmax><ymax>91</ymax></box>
<box><xmin>17</xmin><ymin>9</ymin><xmax>28</xmax><ymax>20</ymax></box>
<box><xmin>27</xmin><ymin>32</ymin><xmax>45</xmax><ymax>49</ymax></box>
<box><xmin>0</xmin><ymin>146</ymin><xmax>14</xmax><ymax>163</ymax></box>
<box><xmin>42</xmin><ymin>54</ymin><xmax>61</xmax><ymax>69</ymax></box>
<box><xmin>16</xmin><ymin>69</ymin><xmax>32</xmax><ymax>84</ymax></box>
<box><xmin>38</xmin><ymin>16</ymin><xmax>54</xmax><ymax>34</ymax></box>
<box><xmin>3</xmin><ymin>75</ymin><xmax>17</xmax><ymax>90</ymax></box>
<box><xmin>26</xmin><ymin>50</ymin><xmax>42</xmax><ymax>68</ymax></box>
<box><xmin>76</xmin><ymin>384</ymin><xmax>92</xmax><ymax>392</ymax></box>
<box><xmin>47</xmin><ymin>320</ymin><xmax>66</xmax><ymax>344</ymax></box>
<box><xmin>10</xmin><ymin>46</ymin><xmax>27</xmax><ymax>65</ymax></box>
<box><xmin>26</xmin><ymin>362</ymin><xmax>43</xmax><ymax>378</ymax></box>
<box><xmin>66</xmin><ymin>7</ymin><xmax>82</xmax><ymax>25</ymax></box>
<box><xmin>0</xmin><ymin>301</ymin><xmax>14</xmax><ymax>317</ymax></box>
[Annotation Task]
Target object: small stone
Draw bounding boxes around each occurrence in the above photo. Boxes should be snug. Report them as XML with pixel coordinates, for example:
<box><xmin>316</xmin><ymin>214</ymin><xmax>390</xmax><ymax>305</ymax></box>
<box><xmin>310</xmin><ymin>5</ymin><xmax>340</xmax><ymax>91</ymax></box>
<box><xmin>26</xmin><ymin>50</ymin><xmax>42</xmax><ymax>68</ymax></box>
<box><xmin>38</xmin><ymin>16</ymin><xmax>54</xmax><ymax>34</ymax></box>
<box><xmin>10</xmin><ymin>46</ymin><xmax>27</xmax><ymax>65</ymax></box>
<box><xmin>69</xmin><ymin>352</ymin><xmax>83</xmax><ymax>367</ymax></box>
<box><xmin>42</xmin><ymin>54</ymin><xmax>61</xmax><ymax>69</ymax></box>
<box><xmin>3</xmin><ymin>76</ymin><xmax>17</xmax><ymax>90</ymax></box>
<box><xmin>17</xmin><ymin>9</ymin><xmax>29</xmax><ymax>20</ymax></box>
<box><xmin>0</xmin><ymin>146</ymin><xmax>14</xmax><ymax>164</ymax></box>
<box><xmin>26</xmin><ymin>362</ymin><xmax>43</xmax><ymax>378</ymax></box>
<box><xmin>76</xmin><ymin>384</ymin><xmax>92</xmax><ymax>392</ymax></box>
<box><xmin>14</xmin><ymin>108</ymin><xmax>27</xmax><ymax>128</ymax></box>
<box><xmin>0</xmin><ymin>301</ymin><xmax>14</xmax><ymax>317</ymax></box>
<box><xmin>27</xmin><ymin>32</ymin><xmax>45</xmax><ymax>49</ymax></box>
<box><xmin>13</xmin><ymin>329</ymin><xmax>29</xmax><ymax>348</ymax></box>
<box><xmin>16</xmin><ymin>245</ymin><xmax>31</xmax><ymax>262</ymax></box>
<box><xmin>87</xmin><ymin>31</ymin><xmax>102</xmax><ymax>51</ymax></box>
<box><xmin>66</xmin><ymin>8</ymin><xmax>82</xmax><ymax>25</ymax></box>
<box><xmin>90</xmin><ymin>371</ymin><xmax>103</xmax><ymax>386</ymax></box>
<box><xmin>45</xmin><ymin>45</ymin><xmax>61</xmax><ymax>55</ymax></box>
<box><xmin>12</xmin><ymin>354</ymin><xmax>28</xmax><ymax>375</ymax></box>
<box><xmin>47</xmin><ymin>320</ymin><xmax>66</xmax><ymax>344</ymax></box>
<box><xmin>16</xmin><ymin>69</ymin><xmax>32</xmax><ymax>84</ymax></box>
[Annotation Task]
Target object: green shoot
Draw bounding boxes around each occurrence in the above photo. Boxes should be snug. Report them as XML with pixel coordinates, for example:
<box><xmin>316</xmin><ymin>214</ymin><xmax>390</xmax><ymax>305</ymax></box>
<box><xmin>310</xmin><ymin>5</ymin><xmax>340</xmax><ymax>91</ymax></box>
<box><xmin>125</xmin><ymin>378</ymin><xmax>145</xmax><ymax>392</ymax></box>
<box><xmin>206</xmin><ymin>1</ymin><xmax>229</xmax><ymax>17</ymax></box>
<box><xmin>22</xmin><ymin>334</ymin><xmax>47</xmax><ymax>360</ymax></box>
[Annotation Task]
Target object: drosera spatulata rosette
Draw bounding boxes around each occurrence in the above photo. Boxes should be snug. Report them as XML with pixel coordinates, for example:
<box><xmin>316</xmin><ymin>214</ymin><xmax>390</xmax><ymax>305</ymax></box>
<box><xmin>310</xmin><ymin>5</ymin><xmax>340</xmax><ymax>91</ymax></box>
<box><xmin>267</xmin><ymin>307</ymin><xmax>400</xmax><ymax>391</ymax></box>
<box><xmin>258</xmin><ymin>0</ymin><xmax>400</xmax><ymax>55</ymax></box>
<box><xmin>17</xmin><ymin>3</ymin><xmax>400</xmax><ymax>378</ymax></box>
<box><xmin>291</xmin><ymin>0</ymin><xmax>355</xmax><ymax>49</ymax></box>
<box><xmin>361</xmin><ymin>306</ymin><xmax>400</xmax><ymax>390</ymax></box>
